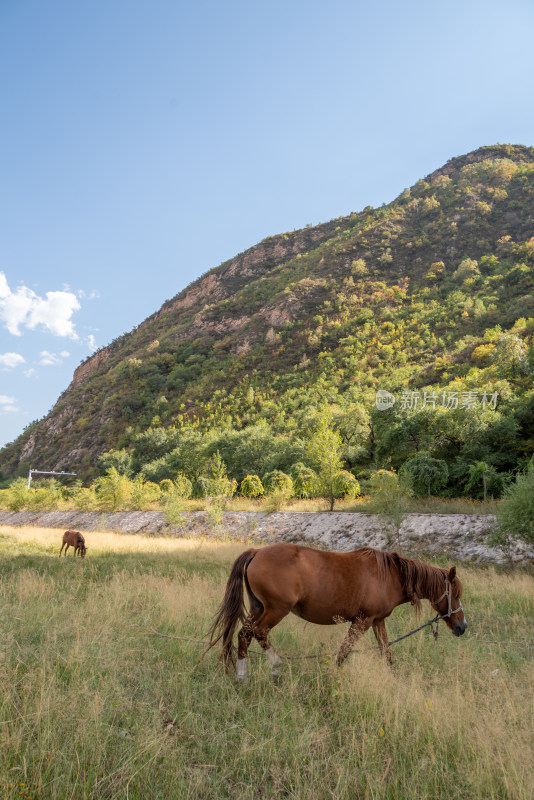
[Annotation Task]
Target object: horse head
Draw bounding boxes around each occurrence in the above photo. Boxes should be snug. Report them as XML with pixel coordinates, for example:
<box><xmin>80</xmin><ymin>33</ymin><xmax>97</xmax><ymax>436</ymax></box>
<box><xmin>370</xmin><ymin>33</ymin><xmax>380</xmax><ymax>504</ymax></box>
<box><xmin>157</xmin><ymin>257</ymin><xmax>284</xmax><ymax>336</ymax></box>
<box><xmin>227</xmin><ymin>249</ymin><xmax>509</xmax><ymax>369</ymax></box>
<box><xmin>432</xmin><ymin>567</ymin><xmax>467</xmax><ymax>637</ymax></box>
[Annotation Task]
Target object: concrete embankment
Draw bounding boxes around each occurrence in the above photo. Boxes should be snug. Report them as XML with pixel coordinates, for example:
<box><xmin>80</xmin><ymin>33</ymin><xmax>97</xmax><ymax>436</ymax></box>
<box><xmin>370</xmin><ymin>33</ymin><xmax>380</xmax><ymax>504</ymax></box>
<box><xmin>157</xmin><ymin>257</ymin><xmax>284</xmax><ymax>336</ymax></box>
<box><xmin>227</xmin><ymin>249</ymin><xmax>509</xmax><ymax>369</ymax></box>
<box><xmin>0</xmin><ymin>509</ymin><xmax>532</xmax><ymax>565</ymax></box>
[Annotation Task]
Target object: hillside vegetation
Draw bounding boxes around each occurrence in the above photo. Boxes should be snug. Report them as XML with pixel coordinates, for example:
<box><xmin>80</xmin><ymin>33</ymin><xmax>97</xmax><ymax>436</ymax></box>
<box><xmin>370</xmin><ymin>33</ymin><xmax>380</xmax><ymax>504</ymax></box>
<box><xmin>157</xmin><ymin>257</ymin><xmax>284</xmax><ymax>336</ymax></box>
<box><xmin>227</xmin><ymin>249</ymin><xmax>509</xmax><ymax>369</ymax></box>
<box><xmin>0</xmin><ymin>527</ymin><xmax>532</xmax><ymax>799</ymax></box>
<box><xmin>3</xmin><ymin>144</ymin><xmax>534</xmax><ymax>496</ymax></box>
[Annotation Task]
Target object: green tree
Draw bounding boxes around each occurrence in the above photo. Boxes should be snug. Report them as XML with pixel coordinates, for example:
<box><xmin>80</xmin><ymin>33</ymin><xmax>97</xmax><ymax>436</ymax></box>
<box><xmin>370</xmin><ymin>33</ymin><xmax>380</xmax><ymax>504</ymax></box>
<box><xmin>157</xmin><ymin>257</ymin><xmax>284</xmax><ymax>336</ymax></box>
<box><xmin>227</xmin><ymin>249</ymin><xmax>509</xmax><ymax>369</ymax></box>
<box><xmin>306</xmin><ymin>409</ymin><xmax>345</xmax><ymax>511</ymax></box>
<box><xmin>368</xmin><ymin>470</ymin><xmax>412</xmax><ymax>547</ymax></box>
<box><xmin>167</xmin><ymin>429</ymin><xmax>212</xmax><ymax>480</ymax></box>
<box><xmin>131</xmin><ymin>427</ymin><xmax>181</xmax><ymax>469</ymax></box>
<box><xmin>452</xmin><ymin>258</ymin><xmax>480</xmax><ymax>283</ymax></box>
<box><xmin>97</xmin><ymin>449</ymin><xmax>133</xmax><ymax>477</ymax></box>
<box><xmin>490</xmin><ymin>334</ymin><xmax>530</xmax><ymax>379</ymax></box>
<box><xmin>465</xmin><ymin>461</ymin><xmax>501</xmax><ymax>502</ymax></box>
<box><xmin>401</xmin><ymin>454</ymin><xmax>449</xmax><ymax>498</ymax></box>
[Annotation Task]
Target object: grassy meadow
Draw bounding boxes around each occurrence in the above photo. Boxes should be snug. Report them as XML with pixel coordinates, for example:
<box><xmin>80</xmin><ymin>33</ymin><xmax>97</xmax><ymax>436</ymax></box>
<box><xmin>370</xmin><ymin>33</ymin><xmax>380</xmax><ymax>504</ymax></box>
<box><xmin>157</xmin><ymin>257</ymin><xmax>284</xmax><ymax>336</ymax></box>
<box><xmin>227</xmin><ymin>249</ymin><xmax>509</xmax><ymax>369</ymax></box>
<box><xmin>0</xmin><ymin>526</ymin><xmax>533</xmax><ymax>799</ymax></box>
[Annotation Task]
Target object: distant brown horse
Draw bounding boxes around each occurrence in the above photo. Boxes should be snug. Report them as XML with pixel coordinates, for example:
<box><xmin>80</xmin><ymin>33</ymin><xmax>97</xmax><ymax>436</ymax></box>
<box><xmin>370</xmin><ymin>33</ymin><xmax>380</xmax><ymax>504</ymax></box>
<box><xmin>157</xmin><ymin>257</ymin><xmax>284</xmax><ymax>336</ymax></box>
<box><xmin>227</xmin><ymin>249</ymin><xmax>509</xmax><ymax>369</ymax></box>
<box><xmin>59</xmin><ymin>530</ymin><xmax>87</xmax><ymax>558</ymax></box>
<box><xmin>209</xmin><ymin>543</ymin><xmax>466</xmax><ymax>680</ymax></box>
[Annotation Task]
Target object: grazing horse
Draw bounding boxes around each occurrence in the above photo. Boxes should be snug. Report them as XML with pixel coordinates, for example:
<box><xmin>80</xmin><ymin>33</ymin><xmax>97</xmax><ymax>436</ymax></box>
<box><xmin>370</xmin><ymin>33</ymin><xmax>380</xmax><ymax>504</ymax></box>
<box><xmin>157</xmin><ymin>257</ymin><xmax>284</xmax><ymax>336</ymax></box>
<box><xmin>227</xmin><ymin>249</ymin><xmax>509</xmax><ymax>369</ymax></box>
<box><xmin>59</xmin><ymin>530</ymin><xmax>87</xmax><ymax>558</ymax></box>
<box><xmin>209</xmin><ymin>543</ymin><xmax>466</xmax><ymax>680</ymax></box>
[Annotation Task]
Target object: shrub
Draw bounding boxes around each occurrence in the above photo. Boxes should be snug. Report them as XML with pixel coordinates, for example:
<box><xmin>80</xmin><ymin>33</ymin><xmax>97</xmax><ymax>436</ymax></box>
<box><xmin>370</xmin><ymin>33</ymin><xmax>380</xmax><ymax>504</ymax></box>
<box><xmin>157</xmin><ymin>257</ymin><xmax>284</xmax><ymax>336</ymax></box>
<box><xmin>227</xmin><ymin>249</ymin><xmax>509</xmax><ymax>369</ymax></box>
<box><xmin>25</xmin><ymin>479</ymin><xmax>63</xmax><ymax>510</ymax></box>
<box><xmin>332</xmin><ymin>470</ymin><xmax>360</xmax><ymax>499</ymax></box>
<box><xmin>3</xmin><ymin>478</ymin><xmax>28</xmax><ymax>511</ymax></box>
<box><xmin>196</xmin><ymin>452</ymin><xmax>237</xmax><ymax>498</ymax></box>
<box><xmin>26</xmin><ymin>487</ymin><xmax>59</xmax><ymax>511</ymax></box>
<box><xmin>172</xmin><ymin>473</ymin><xmax>193</xmax><ymax>499</ymax></box>
<box><xmin>195</xmin><ymin>476</ymin><xmax>237</xmax><ymax>499</ymax></box>
<box><xmin>262</xmin><ymin>470</ymin><xmax>293</xmax><ymax>496</ymax></box>
<box><xmin>73</xmin><ymin>486</ymin><xmax>98</xmax><ymax>511</ymax></box>
<box><xmin>497</xmin><ymin>462</ymin><xmax>534</xmax><ymax>545</ymax></box>
<box><xmin>94</xmin><ymin>468</ymin><xmax>133</xmax><ymax>511</ymax></box>
<box><xmin>240</xmin><ymin>474</ymin><xmax>264</xmax><ymax>498</ymax></box>
<box><xmin>162</xmin><ymin>493</ymin><xmax>187</xmax><ymax>528</ymax></box>
<box><xmin>161</xmin><ymin>472</ymin><xmax>193</xmax><ymax>527</ymax></box>
<box><xmin>289</xmin><ymin>463</ymin><xmax>316</xmax><ymax>498</ymax></box>
<box><xmin>129</xmin><ymin>477</ymin><xmax>161</xmax><ymax>510</ymax></box>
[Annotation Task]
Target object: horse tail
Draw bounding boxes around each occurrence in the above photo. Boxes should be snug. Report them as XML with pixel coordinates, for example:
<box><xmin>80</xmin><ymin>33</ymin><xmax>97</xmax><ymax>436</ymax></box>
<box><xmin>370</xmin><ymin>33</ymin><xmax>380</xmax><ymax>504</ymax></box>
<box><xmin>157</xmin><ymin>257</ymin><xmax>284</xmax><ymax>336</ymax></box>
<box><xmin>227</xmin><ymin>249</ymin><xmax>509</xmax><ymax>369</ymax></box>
<box><xmin>207</xmin><ymin>548</ymin><xmax>257</xmax><ymax>668</ymax></box>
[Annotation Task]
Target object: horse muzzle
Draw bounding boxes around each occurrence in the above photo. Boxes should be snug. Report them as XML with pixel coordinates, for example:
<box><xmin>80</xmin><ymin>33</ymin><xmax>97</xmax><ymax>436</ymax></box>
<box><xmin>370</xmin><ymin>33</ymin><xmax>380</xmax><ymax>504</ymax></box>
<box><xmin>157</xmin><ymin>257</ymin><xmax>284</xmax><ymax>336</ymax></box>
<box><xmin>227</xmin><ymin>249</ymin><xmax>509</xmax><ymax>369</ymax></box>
<box><xmin>453</xmin><ymin>620</ymin><xmax>467</xmax><ymax>637</ymax></box>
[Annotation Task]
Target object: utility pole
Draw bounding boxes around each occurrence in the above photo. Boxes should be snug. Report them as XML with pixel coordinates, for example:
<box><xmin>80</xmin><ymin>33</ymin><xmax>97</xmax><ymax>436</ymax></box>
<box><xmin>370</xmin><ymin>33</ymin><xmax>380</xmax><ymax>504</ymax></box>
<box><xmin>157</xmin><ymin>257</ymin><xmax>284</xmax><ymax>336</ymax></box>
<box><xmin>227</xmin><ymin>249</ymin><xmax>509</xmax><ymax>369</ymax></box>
<box><xmin>27</xmin><ymin>469</ymin><xmax>77</xmax><ymax>489</ymax></box>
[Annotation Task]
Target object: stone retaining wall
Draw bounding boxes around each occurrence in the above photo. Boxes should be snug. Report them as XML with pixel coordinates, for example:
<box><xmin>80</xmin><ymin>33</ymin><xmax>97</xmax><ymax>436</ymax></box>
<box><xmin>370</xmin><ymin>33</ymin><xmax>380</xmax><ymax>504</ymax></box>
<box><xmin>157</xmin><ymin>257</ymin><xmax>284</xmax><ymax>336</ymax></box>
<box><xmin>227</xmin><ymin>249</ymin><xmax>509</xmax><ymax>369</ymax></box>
<box><xmin>1</xmin><ymin>509</ymin><xmax>532</xmax><ymax>565</ymax></box>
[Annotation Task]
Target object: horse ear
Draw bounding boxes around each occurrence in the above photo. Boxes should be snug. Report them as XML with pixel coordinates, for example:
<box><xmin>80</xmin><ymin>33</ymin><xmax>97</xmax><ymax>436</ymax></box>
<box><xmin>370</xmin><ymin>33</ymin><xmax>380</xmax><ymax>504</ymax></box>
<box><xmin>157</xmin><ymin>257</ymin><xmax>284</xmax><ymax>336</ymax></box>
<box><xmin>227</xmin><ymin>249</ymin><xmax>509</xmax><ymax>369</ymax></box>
<box><xmin>448</xmin><ymin>566</ymin><xmax>456</xmax><ymax>582</ymax></box>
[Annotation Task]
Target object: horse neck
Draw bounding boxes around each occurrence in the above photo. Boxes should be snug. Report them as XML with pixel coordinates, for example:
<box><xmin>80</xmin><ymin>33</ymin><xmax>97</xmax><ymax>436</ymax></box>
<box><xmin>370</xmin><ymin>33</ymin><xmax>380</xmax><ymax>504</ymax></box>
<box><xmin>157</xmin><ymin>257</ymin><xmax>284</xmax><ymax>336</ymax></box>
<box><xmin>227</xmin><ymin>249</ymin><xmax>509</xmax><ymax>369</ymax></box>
<box><xmin>394</xmin><ymin>556</ymin><xmax>446</xmax><ymax>606</ymax></box>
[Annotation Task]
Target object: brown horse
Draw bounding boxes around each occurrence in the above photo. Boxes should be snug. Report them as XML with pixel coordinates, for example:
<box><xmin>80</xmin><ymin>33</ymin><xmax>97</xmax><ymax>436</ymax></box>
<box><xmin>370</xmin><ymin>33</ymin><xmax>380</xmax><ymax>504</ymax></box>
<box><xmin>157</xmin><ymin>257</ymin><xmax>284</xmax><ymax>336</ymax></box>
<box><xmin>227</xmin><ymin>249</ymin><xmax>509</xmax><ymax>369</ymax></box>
<box><xmin>209</xmin><ymin>543</ymin><xmax>466</xmax><ymax>680</ymax></box>
<box><xmin>59</xmin><ymin>530</ymin><xmax>87</xmax><ymax>558</ymax></box>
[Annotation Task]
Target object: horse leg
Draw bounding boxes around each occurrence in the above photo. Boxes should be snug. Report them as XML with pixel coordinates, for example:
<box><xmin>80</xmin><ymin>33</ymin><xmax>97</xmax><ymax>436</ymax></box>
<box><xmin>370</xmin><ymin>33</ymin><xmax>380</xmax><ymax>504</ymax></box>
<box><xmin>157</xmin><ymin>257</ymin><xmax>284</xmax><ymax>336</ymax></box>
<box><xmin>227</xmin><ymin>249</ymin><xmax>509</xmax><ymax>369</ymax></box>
<box><xmin>236</xmin><ymin>615</ymin><xmax>256</xmax><ymax>682</ymax></box>
<box><xmin>59</xmin><ymin>543</ymin><xmax>65</xmax><ymax>557</ymax></box>
<box><xmin>64</xmin><ymin>544</ymin><xmax>70</xmax><ymax>556</ymax></box>
<box><xmin>336</xmin><ymin>618</ymin><xmax>372</xmax><ymax>666</ymax></box>
<box><xmin>372</xmin><ymin>619</ymin><xmax>393</xmax><ymax>667</ymax></box>
<box><xmin>252</xmin><ymin>608</ymin><xmax>290</xmax><ymax>679</ymax></box>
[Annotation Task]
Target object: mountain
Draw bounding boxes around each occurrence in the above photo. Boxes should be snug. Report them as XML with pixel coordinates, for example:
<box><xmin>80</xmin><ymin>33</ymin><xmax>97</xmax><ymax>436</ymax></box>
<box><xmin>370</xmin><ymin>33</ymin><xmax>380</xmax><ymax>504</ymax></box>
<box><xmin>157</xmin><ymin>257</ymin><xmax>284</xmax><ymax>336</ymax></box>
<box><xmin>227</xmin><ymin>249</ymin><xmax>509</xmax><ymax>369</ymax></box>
<box><xmin>3</xmin><ymin>143</ymin><xmax>534</xmax><ymax>484</ymax></box>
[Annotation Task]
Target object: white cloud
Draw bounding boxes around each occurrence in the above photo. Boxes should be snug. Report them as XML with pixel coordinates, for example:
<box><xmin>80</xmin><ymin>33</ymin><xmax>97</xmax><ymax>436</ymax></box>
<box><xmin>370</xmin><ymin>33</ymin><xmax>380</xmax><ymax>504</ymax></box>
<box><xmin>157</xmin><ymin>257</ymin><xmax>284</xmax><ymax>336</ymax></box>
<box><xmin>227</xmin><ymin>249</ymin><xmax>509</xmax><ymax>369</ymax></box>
<box><xmin>87</xmin><ymin>334</ymin><xmax>97</xmax><ymax>352</ymax></box>
<box><xmin>0</xmin><ymin>394</ymin><xmax>18</xmax><ymax>413</ymax></box>
<box><xmin>0</xmin><ymin>272</ymin><xmax>80</xmax><ymax>338</ymax></box>
<box><xmin>39</xmin><ymin>350</ymin><xmax>70</xmax><ymax>366</ymax></box>
<box><xmin>24</xmin><ymin>368</ymin><xmax>37</xmax><ymax>378</ymax></box>
<box><xmin>0</xmin><ymin>352</ymin><xmax>25</xmax><ymax>369</ymax></box>
<box><xmin>77</xmin><ymin>289</ymin><xmax>100</xmax><ymax>300</ymax></box>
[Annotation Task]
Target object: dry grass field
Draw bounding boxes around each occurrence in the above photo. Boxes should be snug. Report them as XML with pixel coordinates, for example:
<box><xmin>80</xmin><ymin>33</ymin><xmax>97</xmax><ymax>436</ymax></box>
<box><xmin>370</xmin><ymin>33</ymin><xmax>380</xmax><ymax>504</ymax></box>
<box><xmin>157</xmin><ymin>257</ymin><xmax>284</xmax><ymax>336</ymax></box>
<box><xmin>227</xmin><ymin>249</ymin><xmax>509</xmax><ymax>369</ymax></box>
<box><xmin>0</xmin><ymin>525</ymin><xmax>533</xmax><ymax>799</ymax></box>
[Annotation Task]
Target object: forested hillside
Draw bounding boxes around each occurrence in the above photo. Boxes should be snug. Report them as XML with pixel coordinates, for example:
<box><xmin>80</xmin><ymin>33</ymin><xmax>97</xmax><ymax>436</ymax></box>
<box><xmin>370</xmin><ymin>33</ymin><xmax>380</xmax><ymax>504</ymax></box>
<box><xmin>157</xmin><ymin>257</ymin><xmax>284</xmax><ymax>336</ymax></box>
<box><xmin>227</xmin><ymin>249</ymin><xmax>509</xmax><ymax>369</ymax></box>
<box><xmin>3</xmin><ymin>143</ymin><xmax>534</xmax><ymax>496</ymax></box>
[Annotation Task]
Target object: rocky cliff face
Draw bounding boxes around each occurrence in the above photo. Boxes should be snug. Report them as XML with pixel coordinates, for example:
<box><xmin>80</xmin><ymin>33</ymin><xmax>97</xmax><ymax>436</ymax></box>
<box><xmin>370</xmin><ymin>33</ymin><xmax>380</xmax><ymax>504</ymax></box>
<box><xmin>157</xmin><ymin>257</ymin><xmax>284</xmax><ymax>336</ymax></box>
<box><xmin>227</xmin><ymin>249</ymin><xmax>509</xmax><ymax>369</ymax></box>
<box><xmin>66</xmin><ymin>219</ymin><xmax>344</xmax><ymax>393</ymax></box>
<box><xmin>69</xmin><ymin>348</ymin><xmax>112</xmax><ymax>390</ymax></box>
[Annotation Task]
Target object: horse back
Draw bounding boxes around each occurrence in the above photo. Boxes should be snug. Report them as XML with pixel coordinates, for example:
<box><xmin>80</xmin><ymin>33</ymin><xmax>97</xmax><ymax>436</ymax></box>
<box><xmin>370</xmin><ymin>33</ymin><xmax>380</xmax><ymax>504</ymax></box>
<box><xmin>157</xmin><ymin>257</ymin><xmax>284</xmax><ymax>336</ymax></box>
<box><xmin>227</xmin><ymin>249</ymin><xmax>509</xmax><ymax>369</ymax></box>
<box><xmin>63</xmin><ymin>529</ymin><xmax>84</xmax><ymax>546</ymax></box>
<box><xmin>245</xmin><ymin>543</ymin><xmax>385</xmax><ymax>624</ymax></box>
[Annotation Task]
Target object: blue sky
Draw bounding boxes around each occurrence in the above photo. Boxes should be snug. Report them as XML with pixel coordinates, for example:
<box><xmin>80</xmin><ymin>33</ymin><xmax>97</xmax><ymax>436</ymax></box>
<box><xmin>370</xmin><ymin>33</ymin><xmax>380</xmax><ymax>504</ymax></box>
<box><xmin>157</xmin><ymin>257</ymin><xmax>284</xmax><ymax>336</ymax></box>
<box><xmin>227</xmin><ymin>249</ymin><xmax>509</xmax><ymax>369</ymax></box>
<box><xmin>1</xmin><ymin>0</ymin><xmax>534</xmax><ymax>449</ymax></box>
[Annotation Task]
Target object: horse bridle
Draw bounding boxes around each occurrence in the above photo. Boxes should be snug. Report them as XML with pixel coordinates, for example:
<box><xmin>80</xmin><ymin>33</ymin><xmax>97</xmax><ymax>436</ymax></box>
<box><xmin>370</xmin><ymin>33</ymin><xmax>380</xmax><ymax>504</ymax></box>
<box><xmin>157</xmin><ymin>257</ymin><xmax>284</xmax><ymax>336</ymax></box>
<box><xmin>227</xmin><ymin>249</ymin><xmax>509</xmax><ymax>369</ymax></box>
<box><xmin>434</xmin><ymin>577</ymin><xmax>463</xmax><ymax>619</ymax></box>
<box><xmin>386</xmin><ymin>577</ymin><xmax>463</xmax><ymax>647</ymax></box>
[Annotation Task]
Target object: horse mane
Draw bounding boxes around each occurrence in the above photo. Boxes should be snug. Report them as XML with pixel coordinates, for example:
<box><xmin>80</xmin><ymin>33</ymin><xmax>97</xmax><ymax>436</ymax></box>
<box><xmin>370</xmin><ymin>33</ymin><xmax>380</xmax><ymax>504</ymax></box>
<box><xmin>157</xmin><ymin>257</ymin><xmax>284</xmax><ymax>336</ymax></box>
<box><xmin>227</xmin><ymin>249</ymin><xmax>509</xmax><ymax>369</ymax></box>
<box><xmin>370</xmin><ymin>549</ymin><xmax>461</xmax><ymax>613</ymax></box>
